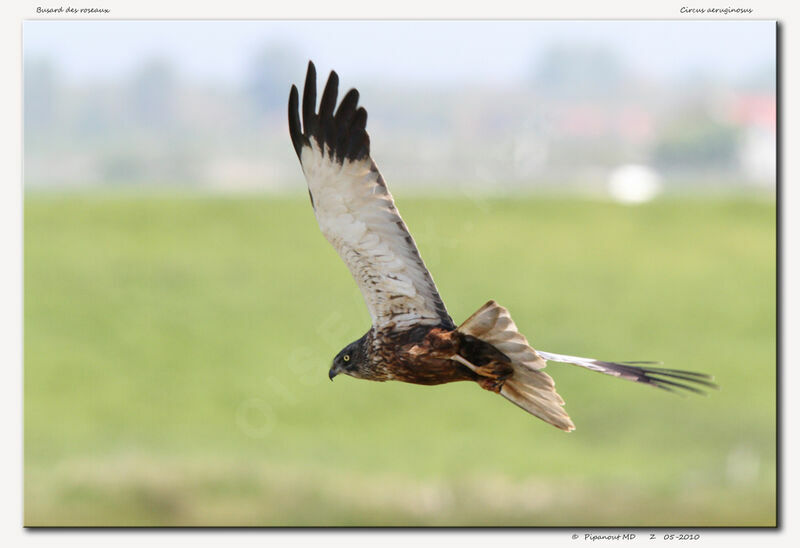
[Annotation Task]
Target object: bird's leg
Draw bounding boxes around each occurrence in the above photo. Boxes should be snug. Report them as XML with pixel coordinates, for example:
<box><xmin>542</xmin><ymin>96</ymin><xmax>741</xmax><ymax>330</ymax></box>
<box><xmin>476</xmin><ymin>375</ymin><xmax>509</xmax><ymax>393</ymax></box>
<box><xmin>451</xmin><ymin>353</ymin><xmax>480</xmax><ymax>372</ymax></box>
<box><xmin>451</xmin><ymin>355</ymin><xmax>513</xmax><ymax>393</ymax></box>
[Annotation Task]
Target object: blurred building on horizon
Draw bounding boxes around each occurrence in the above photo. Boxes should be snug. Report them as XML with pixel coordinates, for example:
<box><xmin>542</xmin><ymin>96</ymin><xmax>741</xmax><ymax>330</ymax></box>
<box><xmin>23</xmin><ymin>22</ymin><xmax>776</xmax><ymax>197</ymax></box>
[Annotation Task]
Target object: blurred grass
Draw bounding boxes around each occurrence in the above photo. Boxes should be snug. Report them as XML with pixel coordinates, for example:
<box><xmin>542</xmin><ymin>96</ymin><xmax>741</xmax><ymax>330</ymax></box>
<box><xmin>24</xmin><ymin>192</ymin><xmax>776</xmax><ymax>526</ymax></box>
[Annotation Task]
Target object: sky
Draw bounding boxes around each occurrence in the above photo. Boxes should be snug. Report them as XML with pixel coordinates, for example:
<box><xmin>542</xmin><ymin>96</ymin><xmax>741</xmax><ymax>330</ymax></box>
<box><xmin>23</xmin><ymin>20</ymin><xmax>776</xmax><ymax>88</ymax></box>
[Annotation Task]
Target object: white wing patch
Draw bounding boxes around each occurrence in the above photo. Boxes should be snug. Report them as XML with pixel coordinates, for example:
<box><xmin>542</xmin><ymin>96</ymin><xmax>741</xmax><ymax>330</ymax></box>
<box><xmin>301</xmin><ymin>141</ymin><xmax>450</xmax><ymax>330</ymax></box>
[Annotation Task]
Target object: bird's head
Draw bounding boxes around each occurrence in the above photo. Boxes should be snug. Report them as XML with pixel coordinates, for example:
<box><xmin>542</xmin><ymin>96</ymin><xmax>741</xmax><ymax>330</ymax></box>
<box><xmin>329</xmin><ymin>337</ymin><xmax>369</xmax><ymax>381</ymax></box>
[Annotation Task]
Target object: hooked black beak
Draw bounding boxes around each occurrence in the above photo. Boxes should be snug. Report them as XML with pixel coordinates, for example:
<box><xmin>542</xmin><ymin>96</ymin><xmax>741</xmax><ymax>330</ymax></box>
<box><xmin>328</xmin><ymin>366</ymin><xmax>339</xmax><ymax>381</ymax></box>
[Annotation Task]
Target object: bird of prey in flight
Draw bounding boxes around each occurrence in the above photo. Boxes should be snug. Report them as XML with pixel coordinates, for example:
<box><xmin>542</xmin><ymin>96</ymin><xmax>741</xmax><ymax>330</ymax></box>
<box><xmin>288</xmin><ymin>61</ymin><xmax>715</xmax><ymax>431</ymax></box>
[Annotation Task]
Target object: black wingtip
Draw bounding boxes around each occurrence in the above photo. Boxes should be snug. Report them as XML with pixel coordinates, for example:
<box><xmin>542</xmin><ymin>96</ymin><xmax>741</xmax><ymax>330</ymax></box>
<box><xmin>288</xmin><ymin>61</ymin><xmax>372</xmax><ymax>165</ymax></box>
<box><xmin>306</xmin><ymin>60</ymin><xmax>316</xmax><ymax>83</ymax></box>
<box><xmin>324</xmin><ymin>71</ymin><xmax>340</xmax><ymax>107</ymax></box>
<box><xmin>302</xmin><ymin>62</ymin><xmax>318</xmax><ymax>140</ymax></box>
<box><xmin>288</xmin><ymin>85</ymin><xmax>304</xmax><ymax>159</ymax></box>
<box><xmin>596</xmin><ymin>360</ymin><xmax>720</xmax><ymax>395</ymax></box>
<box><xmin>318</xmin><ymin>71</ymin><xmax>340</xmax><ymax>158</ymax></box>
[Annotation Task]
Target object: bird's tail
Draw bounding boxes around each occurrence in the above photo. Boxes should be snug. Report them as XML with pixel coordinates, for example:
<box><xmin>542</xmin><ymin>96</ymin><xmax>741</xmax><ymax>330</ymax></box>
<box><xmin>457</xmin><ymin>300</ymin><xmax>575</xmax><ymax>431</ymax></box>
<box><xmin>457</xmin><ymin>300</ymin><xmax>718</xmax><ymax>432</ymax></box>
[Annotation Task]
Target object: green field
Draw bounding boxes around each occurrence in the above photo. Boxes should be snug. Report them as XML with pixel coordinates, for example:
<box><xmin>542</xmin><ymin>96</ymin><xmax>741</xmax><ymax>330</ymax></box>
<box><xmin>24</xmin><ymin>192</ymin><xmax>776</xmax><ymax>526</ymax></box>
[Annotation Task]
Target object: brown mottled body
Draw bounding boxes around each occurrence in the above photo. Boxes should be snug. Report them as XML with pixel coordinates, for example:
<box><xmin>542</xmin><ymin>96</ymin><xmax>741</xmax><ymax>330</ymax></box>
<box><xmin>364</xmin><ymin>325</ymin><xmax>515</xmax><ymax>392</ymax></box>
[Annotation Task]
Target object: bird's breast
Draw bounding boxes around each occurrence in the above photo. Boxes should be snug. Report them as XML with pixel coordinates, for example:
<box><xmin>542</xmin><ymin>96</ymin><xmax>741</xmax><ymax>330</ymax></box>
<box><xmin>368</xmin><ymin>326</ymin><xmax>477</xmax><ymax>386</ymax></box>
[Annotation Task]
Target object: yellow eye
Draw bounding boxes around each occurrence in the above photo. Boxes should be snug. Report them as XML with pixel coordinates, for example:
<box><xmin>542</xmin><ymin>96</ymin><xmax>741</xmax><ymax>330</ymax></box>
<box><xmin>343</xmin><ymin>354</ymin><xmax>350</xmax><ymax>362</ymax></box>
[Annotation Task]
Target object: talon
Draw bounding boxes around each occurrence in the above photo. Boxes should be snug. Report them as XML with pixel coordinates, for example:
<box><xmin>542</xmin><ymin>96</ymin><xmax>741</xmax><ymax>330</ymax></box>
<box><xmin>477</xmin><ymin>376</ymin><xmax>507</xmax><ymax>393</ymax></box>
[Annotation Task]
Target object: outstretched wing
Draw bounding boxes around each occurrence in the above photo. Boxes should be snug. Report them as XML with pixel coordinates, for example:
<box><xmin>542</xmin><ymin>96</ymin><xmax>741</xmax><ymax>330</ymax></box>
<box><xmin>535</xmin><ymin>351</ymin><xmax>718</xmax><ymax>394</ymax></box>
<box><xmin>288</xmin><ymin>61</ymin><xmax>453</xmax><ymax>331</ymax></box>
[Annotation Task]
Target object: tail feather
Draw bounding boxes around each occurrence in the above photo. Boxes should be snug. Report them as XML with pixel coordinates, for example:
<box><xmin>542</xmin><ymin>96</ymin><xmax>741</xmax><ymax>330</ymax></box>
<box><xmin>456</xmin><ymin>300</ymin><xmax>716</xmax><ymax>431</ymax></box>
<box><xmin>458</xmin><ymin>300</ymin><xmax>575</xmax><ymax>431</ymax></box>
<box><xmin>457</xmin><ymin>300</ymin><xmax>545</xmax><ymax>370</ymax></box>
<box><xmin>501</xmin><ymin>367</ymin><xmax>575</xmax><ymax>432</ymax></box>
